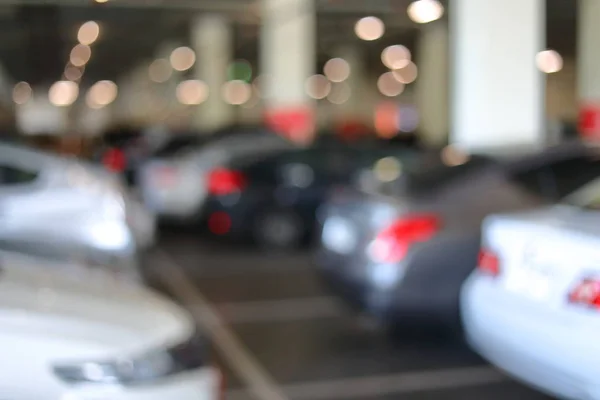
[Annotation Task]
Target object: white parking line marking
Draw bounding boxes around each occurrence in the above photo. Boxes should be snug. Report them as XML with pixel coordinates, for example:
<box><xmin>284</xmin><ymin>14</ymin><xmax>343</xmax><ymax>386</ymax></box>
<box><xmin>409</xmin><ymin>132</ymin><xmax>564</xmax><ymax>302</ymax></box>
<box><xmin>225</xmin><ymin>366</ymin><xmax>506</xmax><ymax>400</ymax></box>
<box><xmin>215</xmin><ymin>296</ymin><xmax>346</xmax><ymax>324</ymax></box>
<box><xmin>154</xmin><ymin>249</ymin><xmax>290</xmax><ymax>400</ymax></box>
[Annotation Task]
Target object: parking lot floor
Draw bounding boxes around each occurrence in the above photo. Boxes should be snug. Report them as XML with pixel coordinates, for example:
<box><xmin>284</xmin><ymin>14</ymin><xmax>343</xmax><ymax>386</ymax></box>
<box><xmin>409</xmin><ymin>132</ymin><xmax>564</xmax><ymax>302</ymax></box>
<box><xmin>145</xmin><ymin>231</ymin><xmax>554</xmax><ymax>400</ymax></box>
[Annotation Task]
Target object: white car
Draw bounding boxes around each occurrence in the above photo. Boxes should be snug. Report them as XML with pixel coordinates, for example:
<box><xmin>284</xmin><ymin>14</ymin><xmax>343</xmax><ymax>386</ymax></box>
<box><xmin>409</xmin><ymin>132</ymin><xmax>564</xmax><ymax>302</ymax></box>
<box><xmin>0</xmin><ymin>249</ymin><xmax>221</xmax><ymax>400</ymax></box>
<box><xmin>461</xmin><ymin>189</ymin><xmax>600</xmax><ymax>399</ymax></box>
<box><xmin>0</xmin><ymin>143</ymin><xmax>156</xmax><ymax>278</ymax></box>
<box><xmin>139</xmin><ymin>128</ymin><xmax>294</xmax><ymax>220</ymax></box>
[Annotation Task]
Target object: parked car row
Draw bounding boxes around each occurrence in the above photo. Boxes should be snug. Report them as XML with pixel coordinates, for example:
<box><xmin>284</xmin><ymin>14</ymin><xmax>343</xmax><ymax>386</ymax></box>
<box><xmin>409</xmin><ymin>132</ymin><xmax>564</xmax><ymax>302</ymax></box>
<box><xmin>313</xmin><ymin>140</ymin><xmax>600</xmax><ymax>399</ymax></box>
<box><xmin>0</xmin><ymin>138</ymin><xmax>222</xmax><ymax>399</ymax></box>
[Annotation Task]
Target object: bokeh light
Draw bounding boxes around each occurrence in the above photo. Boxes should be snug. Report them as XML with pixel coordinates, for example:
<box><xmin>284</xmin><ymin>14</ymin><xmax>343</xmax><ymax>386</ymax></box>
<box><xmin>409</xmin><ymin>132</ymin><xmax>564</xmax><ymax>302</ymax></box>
<box><xmin>13</xmin><ymin>81</ymin><xmax>32</xmax><ymax>105</ymax></box>
<box><xmin>77</xmin><ymin>21</ymin><xmax>100</xmax><ymax>46</ymax></box>
<box><xmin>354</xmin><ymin>16</ymin><xmax>385</xmax><ymax>41</ymax></box>
<box><xmin>374</xmin><ymin>101</ymin><xmax>399</xmax><ymax>138</ymax></box>
<box><xmin>378</xmin><ymin>72</ymin><xmax>405</xmax><ymax>97</ymax></box>
<box><xmin>49</xmin><ymin>81</ymin><xmax>79</xmax><ymax>106</ymax></box>
<box><xmin>86</xmin><ymin>80</ymin><xmax>118</xmax><ymax>108</ymax></box>
<box><xmin>176</xmin><ymin>80</ymin><xmax>209</xmax><ymax>105</ymax></box>
<box><xmin>70</xmin><ymin>44</ymin><xmax>91</xmax><ymax>67</ymax></box>
<box><xmin>407</xmin><ymin>0</ymin><xmax>445</xmax><ymax>24</ymax></box>
<box><xmin>392</xmin><ymin>61</ymin><xmax>418</xmax><ymax>84</ymax></box>
<box><xmin>327</xmin><ymin>82</ymin><xmax>351</xmax><ymax>104</ymax></box>
<box><xmin>64</xmin><ymin>65</ymin><xmax>84</xmax><ymax>81</ymax></box>
<box><xmin>381</xmin><ymin>45</ymin><xmax>411</xmax><ymax>69</ymax></box>
<box><xmin>323</xmin><ymin>58</ymin><xmax>351</xmax><ymax>82</ymax></box>
<box><xmin>170</xmin><ymin>46</ymin><xmax>196</xmax><ymax>72</ymax></box>
<box><xmin>441</xmin><ymin>145</ymin><xmax>471</xmax><ymax>166</ymax></box>
<box><xmin>305</xmin><ymin>74</ymin><xmax>331</xmax><ymax>100</ymax></box>
<box><xmin>148</xmin><ymin>59</ymin><xmax>172</xmax><ymax>83</ymax></box>
<box><xmin>536</xmin><ymin>50</ymin><xmax>563</xmax><ymax>73</ymax></box>
<box><xmin>222</xmin><ymin>80</ymin><xmax>252</xmax><ymax>105</ymax></box>
<box><xmin>227</xmin><ymin>60</ymin><xmax>253</xmax><ymax>82</ymax></box>
<box><xmin>374</xmin><ymin>157</ymin><xmax>402</xmax><ymax>182</ymax></box>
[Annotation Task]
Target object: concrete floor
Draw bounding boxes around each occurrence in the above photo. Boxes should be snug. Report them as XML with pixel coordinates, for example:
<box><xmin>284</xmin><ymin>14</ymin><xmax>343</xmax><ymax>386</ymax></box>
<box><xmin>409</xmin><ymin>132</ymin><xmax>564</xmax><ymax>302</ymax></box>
<box><xmin>144</xmin><ymin>231</ymin><xmax>554</xmax><ymax>400</ymax></box>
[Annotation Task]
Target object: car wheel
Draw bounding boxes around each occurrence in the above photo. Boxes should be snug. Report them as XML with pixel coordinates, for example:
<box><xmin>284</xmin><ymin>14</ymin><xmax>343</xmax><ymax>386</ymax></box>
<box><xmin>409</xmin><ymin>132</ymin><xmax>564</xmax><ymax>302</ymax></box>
<box><xmin>253</xmin><ymin>209</ymin><xmax>304</xmax><ymax>250</ymax></box>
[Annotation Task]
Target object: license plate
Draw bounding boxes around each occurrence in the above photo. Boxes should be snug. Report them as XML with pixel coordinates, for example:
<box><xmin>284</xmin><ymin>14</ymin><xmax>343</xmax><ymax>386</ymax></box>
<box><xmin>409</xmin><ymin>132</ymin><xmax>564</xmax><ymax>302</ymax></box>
<box><xmin>505</xmin><ymin>263</ymin><xmax>553</xmax><ymax>301</ymax></box>
<box><xmin>322</xmin><ymin>217</ymin><xmax>356</xmax><ymax>254</ymax></box>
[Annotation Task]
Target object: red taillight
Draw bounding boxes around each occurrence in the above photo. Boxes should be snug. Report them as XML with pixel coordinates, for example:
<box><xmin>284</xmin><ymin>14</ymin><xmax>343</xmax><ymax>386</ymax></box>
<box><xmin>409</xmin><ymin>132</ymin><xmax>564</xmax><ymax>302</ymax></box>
<box><xmin>207</xmin><ymin>168</ymin><xmax>246</xmax><ymax>196</ymax></box>
<box><xmin>369</xmin><ymin>213</ymin><xmax>441</xmax><ymax>263</ymax></box>
<box><xmin>568</xmin><ymin>278</ymin><xmax>600</xmax><ymax>308</ymax></box>
<box><xmin>102</xmin><ymin>148</ymin><xmax>126</xmax><ymax>172</ymax></box>
<box><xmin>208</xmin><ymin>211</ymin><xmax>232</xmax><ymax>235</ymax></box>
<box><xmin>477</xmin><ymin>248</ymin><xmax>500</xmax><ymax>276</ymax></box>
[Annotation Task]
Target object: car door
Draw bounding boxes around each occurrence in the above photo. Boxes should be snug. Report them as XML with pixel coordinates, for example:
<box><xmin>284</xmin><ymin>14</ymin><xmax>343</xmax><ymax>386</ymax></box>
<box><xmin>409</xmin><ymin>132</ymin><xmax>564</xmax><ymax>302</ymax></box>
<box><xmin>0</xmin><ymin>147</ymin><xmax>82</xmax><ymax>245</ymax></box>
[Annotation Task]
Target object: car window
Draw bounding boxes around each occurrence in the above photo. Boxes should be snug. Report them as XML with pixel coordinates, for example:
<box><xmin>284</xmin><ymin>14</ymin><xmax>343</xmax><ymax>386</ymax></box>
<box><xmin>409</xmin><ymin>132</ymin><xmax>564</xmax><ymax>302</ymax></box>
<box><xmin>547</xmin><ymin>155</ymin><xmax>600</xmax><ymax>197</ymax></box>
<box><xmin>509</xmin><ymin>153</ymin><xmax>600</xmax><ymax>200</ymax></box>
<box><xmin>0</xmin><ymin>165</ymin><xmax>38</xmax><ymax>185</ymax></box>
<box><xmin>398</xmin><ymin>154</ymin><xmax>495</xmax><ymax>194</ymax></box>
<box><xmin>153</xmin><ymin>136</ymin><xmax>205</xmax><ymax>158</ymax></box>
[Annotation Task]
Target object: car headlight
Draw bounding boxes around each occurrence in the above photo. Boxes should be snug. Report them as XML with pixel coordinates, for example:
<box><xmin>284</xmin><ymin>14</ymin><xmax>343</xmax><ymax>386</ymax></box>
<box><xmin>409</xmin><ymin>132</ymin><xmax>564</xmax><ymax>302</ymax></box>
<box><xmin>53</xmin><ymin>331</ymin><xmax>208</xmax><ymax>385</ymax></box>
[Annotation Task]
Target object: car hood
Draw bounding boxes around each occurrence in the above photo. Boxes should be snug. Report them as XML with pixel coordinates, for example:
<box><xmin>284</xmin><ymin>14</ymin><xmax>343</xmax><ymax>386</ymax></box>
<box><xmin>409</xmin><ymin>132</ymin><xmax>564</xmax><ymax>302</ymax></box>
<box><xmin>0</xmin><ymin>252</ymin><xmax>194</xmax><ymax>358</ymax></box>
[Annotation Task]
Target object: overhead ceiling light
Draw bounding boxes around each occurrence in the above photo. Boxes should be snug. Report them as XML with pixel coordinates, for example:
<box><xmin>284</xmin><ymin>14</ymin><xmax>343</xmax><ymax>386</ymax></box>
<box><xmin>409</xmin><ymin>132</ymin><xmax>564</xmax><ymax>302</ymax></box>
<box><xmin>77</xmin><ymin>21</ymin><xmax>100</xmax><ymax>46</ymax></box>
<box><xmin>378</xmin><ymin>72</ymin><xmax>405</xmax><ymax>97</ymax></box>
<box><xmin>70</xmin><ymin>44</ymin><xmax>91</xmax><ymax>67</ymax></box>
<box><xmin>354</xmin><ymin>16</ymin><xmax>385</xmax><ymax>41</ymax></box>
<box><xmin>536</xmin><ymin>50</ymin><xmax>563</xmax><ymax>73</ymax></box>
<box><xmin>323</xmin><ymin>58</ymin><xmax>351</xmax><ymax>82</ymax></box>
<box><xmin>305</xmin><ymin>74</ymin><xmax>331</xmax><ymax>100</ymax></box>
<box><xmin>327</xmin><ymin>82</ymin><xmax>351</xmax><ymax>104</ymax></box>
<box><xmin>381</xmin><ymin>45</ymin><xmax>411</xmax><ymax>70</ymax></box>
<box><xmin>87</xmin><ymin>80</ymin><xmax>118</xmax><ymax>108</ymax></box>
<box><xmin>148</xmin><ymin>58</ymin><xmax>172</xmax><ymax>83</ymax></box>
<box><xmin>49</xmin><ymin>81</ymin><xmax>79</xmax><ymax>106</ymax></box>
<box><xmin>170</xmin><ymin>46</ymin><xmax>196</xmax><ymax>72</ymax></box>
<box><xmin>407</xmin><ymin>0</ymin><xmax>444</xmax><ymax>24</ymax></box>
<box><xmin>95</xmin><ymin>0</ymin><xmax>109</xmax><ymax>3</ymax></box>
<box><xmin>392</xmin><ymin>62</ymin><xmax>418</xmax><ymax>84</ymax></box>
<box><xmin>64</xmin><ymin>64</ymin><xmax>84</xmax><ymax>81</ymax></box>
<box><xmin>176</xmin><ymin>80</ymin><xmax>209</xmax><ymax>105</ymax></box>
<box><xmin>13</xmin><ymin>81</ymin><xmax>32</xmax><ymax>105</ymax></box>
<box><xmin>222</xmin><ymin>80</ymin><xmax>251</xmax><ymax>105</ymax></box>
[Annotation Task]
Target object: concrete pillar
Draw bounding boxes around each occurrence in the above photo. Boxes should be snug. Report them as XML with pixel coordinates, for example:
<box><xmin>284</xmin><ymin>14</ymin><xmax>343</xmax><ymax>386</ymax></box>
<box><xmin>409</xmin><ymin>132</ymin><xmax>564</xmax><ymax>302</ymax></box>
<box><xmin>577</xmin><ymin>0</ymin><xmax>600</xmax><ymax>140</ymax></box>
<box><xmin>261</xmin><ymin>0</ymin><xmax>316</xmax><ymax>141</ymax></box>
<box><xmin>451</xmin><ymin>0</ymin><xmax>545</xmax><ymax>151</ymax></box>
<box><xmin>415</xmin><ymin>21</ymin><xmax>449</xmax><ymax>147</ymax></box>
<box><xmin>191</xmin><ymin>14</ymin><xmax>234</xmax><ymax>131</ymax></box>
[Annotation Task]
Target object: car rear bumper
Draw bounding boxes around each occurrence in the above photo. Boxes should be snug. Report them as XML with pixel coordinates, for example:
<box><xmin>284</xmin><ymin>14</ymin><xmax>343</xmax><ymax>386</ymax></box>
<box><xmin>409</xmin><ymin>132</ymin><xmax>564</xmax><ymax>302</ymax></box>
<box><xmin>462</xmin><ymin>274</ymin><xmax>600</xmax><ymax>400</ymax></box>
<box><xmin>315</xmin><ymin>249</ymin><xmax>458</xmax><ymax>325</ymax></box>
<box><xmin>60</xmin><ymin>368</ymin><xmax>220</xmax><ymax>400</ymax></box>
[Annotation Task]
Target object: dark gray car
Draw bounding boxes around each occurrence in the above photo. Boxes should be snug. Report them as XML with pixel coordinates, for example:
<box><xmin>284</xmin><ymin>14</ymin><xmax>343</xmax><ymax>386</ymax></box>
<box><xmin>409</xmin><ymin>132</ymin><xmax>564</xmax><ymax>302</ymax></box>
<box><xmin>315</xmin><ymin>141</ymin><xmax>600</xmax><ymax>331</ymax></box>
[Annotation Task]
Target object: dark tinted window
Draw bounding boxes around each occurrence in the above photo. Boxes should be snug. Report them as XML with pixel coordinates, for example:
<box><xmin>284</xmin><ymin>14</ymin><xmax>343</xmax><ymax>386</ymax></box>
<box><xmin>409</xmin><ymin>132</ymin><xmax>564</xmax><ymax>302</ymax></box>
<box><xmin>510</xmin><ymin>153</ymin><xmax>600</xmax><ymax>200</ymax></box>
<box><xmin>0</xmin><ymin>165</ymin><xmax>38</xmax><ymax>185</ymax></box>
<box><xmin>402</xmin><ymin>155</ymin><xmax>495</xmax><ymax>193</ymax></box>
<box><xmin>547</xmin><ymin>155</ymin><xmax>600</xmax><ymax>197</ymax></box>
<box><xmin>153</xmin><ymin>136</ymin><xmax>205</xmax><ymax>157</ymax></box>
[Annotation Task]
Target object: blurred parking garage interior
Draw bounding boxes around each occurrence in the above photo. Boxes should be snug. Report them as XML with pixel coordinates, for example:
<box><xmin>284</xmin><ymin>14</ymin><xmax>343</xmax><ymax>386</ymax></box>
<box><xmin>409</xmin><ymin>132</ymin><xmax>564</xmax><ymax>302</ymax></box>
<box><xmin>2</xmin><ymin>0</ymin><xmax>600</xmax><ymax>399</ymax></box>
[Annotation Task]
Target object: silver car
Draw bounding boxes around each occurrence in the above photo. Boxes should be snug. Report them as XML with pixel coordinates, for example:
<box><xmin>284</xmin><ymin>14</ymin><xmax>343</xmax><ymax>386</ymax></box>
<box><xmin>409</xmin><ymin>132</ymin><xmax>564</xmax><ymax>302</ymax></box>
<box><xmin>0</xmin><ymin>142</ymin><xmax>155</xmax><ymax>281</ymax></box>
<box><xmin>139</xmin><ymin>128</ymin><xmax>295</xmax><ymax>220</ymax></box>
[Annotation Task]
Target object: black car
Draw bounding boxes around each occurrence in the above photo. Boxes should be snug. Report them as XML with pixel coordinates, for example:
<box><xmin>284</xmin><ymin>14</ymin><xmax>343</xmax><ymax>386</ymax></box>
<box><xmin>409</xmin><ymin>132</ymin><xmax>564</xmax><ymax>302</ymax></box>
<box><xmin>202</xmin><ymin>142</ymin><xmax>422</xmax><ymax>249</ymax></box>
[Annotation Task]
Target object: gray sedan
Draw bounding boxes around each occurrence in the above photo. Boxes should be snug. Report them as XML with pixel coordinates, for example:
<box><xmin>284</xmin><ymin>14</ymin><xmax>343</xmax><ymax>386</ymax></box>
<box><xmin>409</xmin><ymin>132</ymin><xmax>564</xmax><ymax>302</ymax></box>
<box><xmin>315</xmin><ymin>141</ymin><xmax>600</xmax><ymax>331</ymax></box>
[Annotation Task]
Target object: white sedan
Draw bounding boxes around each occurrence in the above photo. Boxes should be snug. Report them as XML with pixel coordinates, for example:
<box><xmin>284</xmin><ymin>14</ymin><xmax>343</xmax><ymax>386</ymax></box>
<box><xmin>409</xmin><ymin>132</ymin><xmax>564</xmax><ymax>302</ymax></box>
<box><xmin>139</xmin><ymin>128</ymin><xmax>294</xmax><ymax>220</ymax></box>
<box><xmin>0</xmin><ymin>143</ymin><xmax>156</xmax><ymax>280</ymax></box>
<box><xmin>0</xmin><ymin>250</ymin><xmax>220</xmax><ymax>400</ymax></box>
<box><xmin>461</xmin><ymin>200</ymin><xmax>600</xmax><ymax>399</ymax></box>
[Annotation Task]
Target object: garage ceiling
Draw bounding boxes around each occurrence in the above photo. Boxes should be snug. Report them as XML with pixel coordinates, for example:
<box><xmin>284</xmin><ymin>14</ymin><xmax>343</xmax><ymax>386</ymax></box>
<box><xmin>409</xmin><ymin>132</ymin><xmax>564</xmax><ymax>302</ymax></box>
<box><xmin>0</xmin><ymin>0</ymin><xmax>577</xmax><ymax>86</ymax></box>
